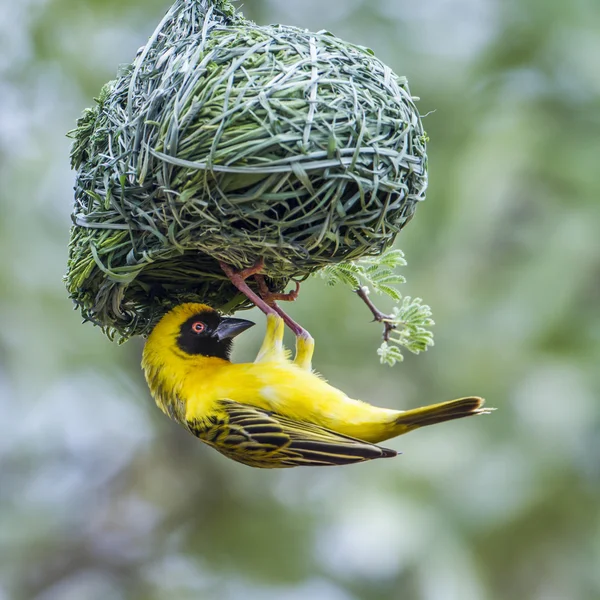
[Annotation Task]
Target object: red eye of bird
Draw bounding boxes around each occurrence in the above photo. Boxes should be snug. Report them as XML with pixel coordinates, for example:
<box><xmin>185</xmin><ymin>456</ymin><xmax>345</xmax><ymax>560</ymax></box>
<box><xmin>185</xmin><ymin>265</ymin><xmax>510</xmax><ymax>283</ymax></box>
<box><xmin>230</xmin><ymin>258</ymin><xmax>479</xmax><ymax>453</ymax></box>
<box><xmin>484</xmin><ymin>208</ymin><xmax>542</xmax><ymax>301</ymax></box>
<box><xmin>191</xmin><ymin>321</ymin><xmax>206</xmax><ymax>334</ymax></box>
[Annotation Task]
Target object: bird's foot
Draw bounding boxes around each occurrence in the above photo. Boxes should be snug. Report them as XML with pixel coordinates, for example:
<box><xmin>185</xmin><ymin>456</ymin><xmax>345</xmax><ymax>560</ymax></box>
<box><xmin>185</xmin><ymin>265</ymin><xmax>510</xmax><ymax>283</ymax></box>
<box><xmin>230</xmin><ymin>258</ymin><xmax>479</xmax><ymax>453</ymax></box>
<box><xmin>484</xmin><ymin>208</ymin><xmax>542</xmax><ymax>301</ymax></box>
<box><xmin>219</xmin><ymin>259</ymin><xmax>277</xmax><ymax>318</ymax></box>
<box><xmin>253</xmin><ymin>274</ymin><xmax>308</xmax><ymax>341</ymax></box>
<box><xmin>219</xmin><ymin>260</ymin><xmax>313</xmax><ymax>361</ymax></box>
<box><xmin>255</xmin><ymin>275</ymin><xmax>300</xmax><ymax>305</ymax></box>
<box><xmin>220</xmin><ymin>258</ymin><xmax>265</xmax><ymax>282</ymax></box>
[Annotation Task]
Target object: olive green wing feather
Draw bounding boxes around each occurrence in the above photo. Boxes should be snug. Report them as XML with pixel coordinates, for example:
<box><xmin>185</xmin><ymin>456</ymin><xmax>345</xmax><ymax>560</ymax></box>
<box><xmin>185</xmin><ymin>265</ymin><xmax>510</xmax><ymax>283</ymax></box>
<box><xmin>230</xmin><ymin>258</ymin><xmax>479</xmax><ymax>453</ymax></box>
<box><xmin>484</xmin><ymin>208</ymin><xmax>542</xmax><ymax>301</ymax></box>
<box><xmin>187</xmin><ymin>399</ymin><xmax>397</xmax><ymax>468</ymax></box>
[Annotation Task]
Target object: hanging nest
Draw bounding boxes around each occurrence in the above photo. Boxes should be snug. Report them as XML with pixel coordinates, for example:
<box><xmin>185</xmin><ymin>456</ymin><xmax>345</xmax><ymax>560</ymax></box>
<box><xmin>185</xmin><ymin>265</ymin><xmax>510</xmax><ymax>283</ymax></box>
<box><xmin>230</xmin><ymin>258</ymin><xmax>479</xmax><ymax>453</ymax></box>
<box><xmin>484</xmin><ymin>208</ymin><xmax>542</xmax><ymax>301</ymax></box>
<box><xmin>66</xmin><ymin>0</ymin><xmax>428</xmax><ymax>340</ymax></box>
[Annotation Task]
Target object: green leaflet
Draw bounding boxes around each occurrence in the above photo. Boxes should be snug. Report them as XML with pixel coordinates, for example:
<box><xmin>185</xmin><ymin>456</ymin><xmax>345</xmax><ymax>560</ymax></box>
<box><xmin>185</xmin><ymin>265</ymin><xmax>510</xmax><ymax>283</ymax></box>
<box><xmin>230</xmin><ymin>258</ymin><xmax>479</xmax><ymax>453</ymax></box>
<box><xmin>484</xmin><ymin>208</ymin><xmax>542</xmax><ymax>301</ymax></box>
<box><xmin>316</xmin><ymin>249</ymin><xmax>434</xmax><ymax>366</ymax></box>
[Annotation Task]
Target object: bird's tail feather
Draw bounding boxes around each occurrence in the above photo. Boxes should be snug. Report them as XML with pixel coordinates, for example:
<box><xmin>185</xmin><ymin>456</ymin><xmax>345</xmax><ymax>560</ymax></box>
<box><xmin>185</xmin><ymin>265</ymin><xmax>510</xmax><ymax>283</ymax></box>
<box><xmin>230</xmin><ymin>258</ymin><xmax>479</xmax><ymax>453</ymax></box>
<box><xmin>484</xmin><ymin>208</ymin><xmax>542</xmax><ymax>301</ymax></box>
<box><xmin>394</xmin><ymin>396</ymin><xmax>491</xmax><ymax>433</ymax></box>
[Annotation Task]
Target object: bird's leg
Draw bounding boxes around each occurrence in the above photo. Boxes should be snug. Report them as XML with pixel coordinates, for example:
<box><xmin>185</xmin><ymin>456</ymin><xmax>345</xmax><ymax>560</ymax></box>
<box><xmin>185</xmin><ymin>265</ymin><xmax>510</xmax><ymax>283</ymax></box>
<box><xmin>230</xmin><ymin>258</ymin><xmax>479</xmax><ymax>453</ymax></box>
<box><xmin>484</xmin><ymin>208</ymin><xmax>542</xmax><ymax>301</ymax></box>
<box><xmin>219</xmin><ymin>260</ymin><xmax>288</xmax><ymax>363</ymax></box>
<box><xmin>219</xmin><ymin>260</ymin><xmax>314</xmax><ymax>369</ymax></box>
<box><xmin>255</xmin><ymin>314</ymin><xmax>286</xmax><ymax>363</ymax></box>
<box><xmin>219</xmin><ymin>259</ymin><xmax>279</xmax><ymax>319</ymax></box>
<box><xmin>293</xmin><ymin>334</ymin><xmax>315</xmax><ymax>371</ymax></box>
<box><xmin>255</xmin><ymin>275</ymin><xmax>314</xmax><ymax>371</ymax></box>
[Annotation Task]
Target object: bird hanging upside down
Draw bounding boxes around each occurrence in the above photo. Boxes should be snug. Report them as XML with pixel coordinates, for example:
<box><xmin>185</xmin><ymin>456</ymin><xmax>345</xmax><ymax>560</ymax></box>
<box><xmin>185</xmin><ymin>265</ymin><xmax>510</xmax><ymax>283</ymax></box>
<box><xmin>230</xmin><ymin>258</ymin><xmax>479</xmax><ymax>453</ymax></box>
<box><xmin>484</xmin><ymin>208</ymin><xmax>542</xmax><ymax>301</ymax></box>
<box><xmin>142</xmin><ymin>303</ymin><xmax>492</xmax><ymax>468</ymax></box>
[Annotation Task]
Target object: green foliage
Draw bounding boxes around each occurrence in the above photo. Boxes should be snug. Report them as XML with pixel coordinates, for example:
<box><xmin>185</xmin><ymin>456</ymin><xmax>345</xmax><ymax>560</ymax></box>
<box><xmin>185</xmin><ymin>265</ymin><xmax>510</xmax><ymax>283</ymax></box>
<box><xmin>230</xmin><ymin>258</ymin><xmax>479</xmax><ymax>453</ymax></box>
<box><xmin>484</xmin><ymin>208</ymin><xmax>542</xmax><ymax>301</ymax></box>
<box><xmin>318</xmin><ymin>249</ymin><xmax>406</xmax><ymax>291</ymax></box>
<box><xmin>376</xmin><ymin>297</ymin><xmax>435</xmax><ymax>366</ymax></box>
<box><xmin>317</xmin><ymin>249</ymin><xmax>434</xmax><ymax>365</ymax></box>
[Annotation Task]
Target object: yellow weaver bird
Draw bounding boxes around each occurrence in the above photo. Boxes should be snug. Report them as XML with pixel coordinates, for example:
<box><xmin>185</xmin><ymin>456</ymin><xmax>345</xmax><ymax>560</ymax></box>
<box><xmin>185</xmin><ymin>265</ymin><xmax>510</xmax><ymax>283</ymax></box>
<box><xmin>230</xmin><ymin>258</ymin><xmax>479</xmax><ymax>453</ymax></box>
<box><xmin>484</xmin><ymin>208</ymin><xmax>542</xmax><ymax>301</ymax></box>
<box><xmin>142</xmin><ymin>303</ymin><xmax>491</xmax><ymax>468</ymax></box>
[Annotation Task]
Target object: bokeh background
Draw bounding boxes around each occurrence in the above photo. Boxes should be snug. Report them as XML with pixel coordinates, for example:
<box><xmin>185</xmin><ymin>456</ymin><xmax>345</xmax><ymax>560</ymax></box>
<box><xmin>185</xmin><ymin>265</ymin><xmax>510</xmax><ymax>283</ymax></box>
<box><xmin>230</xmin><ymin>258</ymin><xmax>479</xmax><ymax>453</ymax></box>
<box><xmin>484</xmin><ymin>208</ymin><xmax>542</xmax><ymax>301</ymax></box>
<box><xmin>1</xmin><ymin>0</ymin><xmax>599</xmax><ymax>599</ymax></box>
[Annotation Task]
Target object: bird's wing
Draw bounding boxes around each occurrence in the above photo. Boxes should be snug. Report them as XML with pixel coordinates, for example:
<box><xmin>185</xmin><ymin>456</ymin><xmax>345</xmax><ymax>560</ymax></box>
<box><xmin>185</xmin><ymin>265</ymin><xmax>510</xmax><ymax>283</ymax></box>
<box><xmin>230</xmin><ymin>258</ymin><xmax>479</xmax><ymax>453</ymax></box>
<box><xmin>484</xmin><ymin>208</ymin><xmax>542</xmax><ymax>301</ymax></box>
<box><xmin>187</xmin><ymin>399</ymin><xmax>397</xmax><ymax>468</ymax></box>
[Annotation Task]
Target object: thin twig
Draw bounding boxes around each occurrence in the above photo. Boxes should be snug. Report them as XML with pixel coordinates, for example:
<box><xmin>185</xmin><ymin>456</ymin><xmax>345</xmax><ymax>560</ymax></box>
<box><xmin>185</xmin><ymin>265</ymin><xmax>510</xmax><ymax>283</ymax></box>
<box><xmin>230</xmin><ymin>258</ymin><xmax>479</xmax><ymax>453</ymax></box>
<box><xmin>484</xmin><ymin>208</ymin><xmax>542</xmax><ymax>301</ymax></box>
<box><xmin>355</xmin><ymin>286</ymin><xmax>397</xmax><ymax>342</ymax></box>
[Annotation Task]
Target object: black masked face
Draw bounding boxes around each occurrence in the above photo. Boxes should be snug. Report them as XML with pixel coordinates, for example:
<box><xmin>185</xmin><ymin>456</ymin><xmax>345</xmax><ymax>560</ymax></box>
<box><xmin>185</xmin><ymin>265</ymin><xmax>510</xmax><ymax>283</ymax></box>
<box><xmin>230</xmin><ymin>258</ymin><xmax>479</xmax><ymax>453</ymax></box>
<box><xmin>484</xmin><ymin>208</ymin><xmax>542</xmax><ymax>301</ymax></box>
<box><xmin>176</xmin><ymin>309</ymin><xmax>255</xmax><ymax>359</ymax></box>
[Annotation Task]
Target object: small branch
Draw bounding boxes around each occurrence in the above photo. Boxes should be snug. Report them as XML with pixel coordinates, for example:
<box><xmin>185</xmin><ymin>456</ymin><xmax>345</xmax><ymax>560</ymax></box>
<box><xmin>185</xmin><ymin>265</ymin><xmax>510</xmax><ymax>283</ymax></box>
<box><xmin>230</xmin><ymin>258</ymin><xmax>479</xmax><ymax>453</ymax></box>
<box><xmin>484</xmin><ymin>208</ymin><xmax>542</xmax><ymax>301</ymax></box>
<box><xmin>355</xmin><ymin>285</ymin><xmax>397</xmax><ymax>342</ymax></box>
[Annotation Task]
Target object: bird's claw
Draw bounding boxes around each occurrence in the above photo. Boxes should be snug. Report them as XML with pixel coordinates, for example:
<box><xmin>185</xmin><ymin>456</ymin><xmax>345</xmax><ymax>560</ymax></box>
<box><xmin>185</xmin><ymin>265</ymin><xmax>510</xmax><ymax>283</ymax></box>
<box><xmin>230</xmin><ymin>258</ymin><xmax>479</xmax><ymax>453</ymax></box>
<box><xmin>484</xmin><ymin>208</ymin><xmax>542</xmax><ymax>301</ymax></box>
<box><xmin>219</xmin><ymin>258</ymin><xmax>265</xmax><ymax>281</ymax></box>
<box><xmin>220</xmin><ymin>259</ymin><xmax>309</xmax><ymax>342</ymax></box>
<box><xmin>255</xmin><ymin>275</ymin><xmax>300</xmax><ymax>305</ymax></box>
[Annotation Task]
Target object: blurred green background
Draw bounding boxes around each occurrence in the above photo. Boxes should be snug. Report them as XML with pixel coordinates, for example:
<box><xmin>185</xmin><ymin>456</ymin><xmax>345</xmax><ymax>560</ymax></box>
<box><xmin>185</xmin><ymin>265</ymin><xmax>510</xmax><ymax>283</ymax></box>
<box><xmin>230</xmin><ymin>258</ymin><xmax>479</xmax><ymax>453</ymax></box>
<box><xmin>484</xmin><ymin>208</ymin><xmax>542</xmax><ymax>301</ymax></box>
<box><xmin>1</xmin><ymin>0</ymin><xmax>599</xmax><ymax>599</ymax></box>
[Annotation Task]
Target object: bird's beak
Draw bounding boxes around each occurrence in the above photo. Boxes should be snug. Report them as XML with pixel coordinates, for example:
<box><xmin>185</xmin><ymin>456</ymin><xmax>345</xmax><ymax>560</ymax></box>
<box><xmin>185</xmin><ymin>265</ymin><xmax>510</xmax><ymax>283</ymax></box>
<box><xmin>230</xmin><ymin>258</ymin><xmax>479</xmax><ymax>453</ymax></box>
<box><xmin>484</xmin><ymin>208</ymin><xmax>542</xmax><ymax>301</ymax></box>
<box><xmin>213</xmin><ymin>317</ymin><xmax>255</xmax><ymax>341</ymax></box>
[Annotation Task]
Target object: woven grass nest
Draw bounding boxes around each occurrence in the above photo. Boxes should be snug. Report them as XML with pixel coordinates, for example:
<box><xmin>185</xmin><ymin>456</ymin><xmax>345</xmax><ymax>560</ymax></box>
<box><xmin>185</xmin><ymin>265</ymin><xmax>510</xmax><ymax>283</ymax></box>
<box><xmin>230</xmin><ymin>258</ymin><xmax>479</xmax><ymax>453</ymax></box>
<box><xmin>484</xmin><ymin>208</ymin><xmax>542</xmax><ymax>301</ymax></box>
<box><xmin>66</xmin><ymin>0</ymin><xmax>428</xmax><ymax>340</ymax></box>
